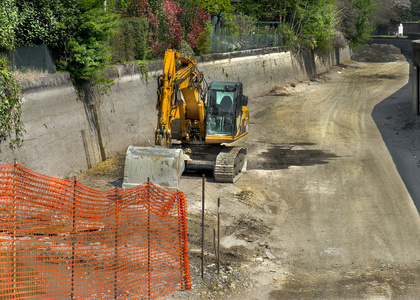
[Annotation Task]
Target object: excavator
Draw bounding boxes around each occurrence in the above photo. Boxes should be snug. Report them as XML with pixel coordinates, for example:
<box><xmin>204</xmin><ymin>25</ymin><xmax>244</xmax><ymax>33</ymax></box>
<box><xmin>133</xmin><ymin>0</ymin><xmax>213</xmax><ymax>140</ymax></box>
<box><xmin>123</xmin><ymin>49</ymin><xmax>249</xmax><ymax>189</ymax></box>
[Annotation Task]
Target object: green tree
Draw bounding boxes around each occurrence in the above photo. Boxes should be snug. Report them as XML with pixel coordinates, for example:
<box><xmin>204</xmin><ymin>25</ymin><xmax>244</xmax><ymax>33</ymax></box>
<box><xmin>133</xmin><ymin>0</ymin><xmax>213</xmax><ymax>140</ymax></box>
<box><xmin>234</xmin><ymin>0</ymin><xmax>281</xmax><ymax>21</ymax></box>
<box><xmin>110</xmin><ymin>17</ymin><xmax>149</xmax><ymax>63</ymax></box>
<box><xmin>238</xmin><ymin>0</ymin><xmax>338</xmax><ymax>57</ymax></box>
<box><xmin>64</xmin><ymin>7</ymin><xmax>118</xmax><ymax>87</ymax></box>
<box><xmin>411</xmin><ymin>0</ymin><xmax>420</xmax><ymax>20</ymax></box>
<box><xmin>195</xmin><ymin>0</ymin><xmax>235</xmax><ymax>14</ymax></box>
<box><xmin>0</xmin><ymin>0</ymin><xmax>18</xmax><ymax>51</ymax></box>
<box><xmin>337</xmin><ymin>0</ymin><xmax>376</xmax><ymax>47</ymax></box>
<box><xmin>15</xmin><ymin>0</ymin><xmax>81</xmax><ymax>50</ymax></box>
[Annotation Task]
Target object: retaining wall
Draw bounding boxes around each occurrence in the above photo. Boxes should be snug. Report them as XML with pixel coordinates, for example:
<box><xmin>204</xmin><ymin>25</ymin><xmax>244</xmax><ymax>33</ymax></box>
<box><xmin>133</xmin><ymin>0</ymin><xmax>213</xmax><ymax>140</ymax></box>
<box><xmin>367</xmin><ymin>37</ymin><xmax>413</xmax><ymax>55</ymax></box>
<box><xmin>0</xmin><ymin>47</ymin><xmax>351</xmax><ymax>178</ymax></box>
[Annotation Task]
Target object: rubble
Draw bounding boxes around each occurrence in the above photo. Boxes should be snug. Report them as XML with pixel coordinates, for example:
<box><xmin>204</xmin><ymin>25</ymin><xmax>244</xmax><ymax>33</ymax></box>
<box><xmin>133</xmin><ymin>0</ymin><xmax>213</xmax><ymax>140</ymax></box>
<box><xmin>351</xmin><ymin>43</ymin><xmax>405</xmax><ymax>62</ymax></box>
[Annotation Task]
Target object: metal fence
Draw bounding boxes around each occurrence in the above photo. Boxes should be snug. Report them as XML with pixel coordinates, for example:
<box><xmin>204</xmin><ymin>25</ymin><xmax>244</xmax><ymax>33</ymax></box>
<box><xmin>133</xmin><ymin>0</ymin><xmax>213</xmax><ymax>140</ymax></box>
<box><xmin>3</xmin><ymin>44</ymin><xmax>55</xmax><ymax>73</ymax></box>
<box><xmin>0</xmin><ymin>164</ymin><xmax>190</xmax><ymax>299</ymax></box>
<box><xmin>211</xmin><ymin>22</ymin><xmax>283</xmax><ymax>53</ymax></box>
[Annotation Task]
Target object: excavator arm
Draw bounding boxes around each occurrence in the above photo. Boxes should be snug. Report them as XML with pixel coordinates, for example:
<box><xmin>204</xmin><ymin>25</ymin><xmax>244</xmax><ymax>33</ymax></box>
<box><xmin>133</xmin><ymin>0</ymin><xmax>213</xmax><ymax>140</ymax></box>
<box><xmin>155</xmin><ymin>49</ymin><xmax>206</xmax><ymax>147</ymax></box>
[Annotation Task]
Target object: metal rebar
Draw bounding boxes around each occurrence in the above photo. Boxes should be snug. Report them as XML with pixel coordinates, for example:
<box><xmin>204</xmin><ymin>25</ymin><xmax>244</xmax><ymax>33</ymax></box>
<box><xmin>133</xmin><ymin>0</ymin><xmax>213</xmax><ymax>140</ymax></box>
<box><xmin>213</xmin><ymin>229</ymin><xmax>216</xmax><ymax>262</ymax></box>
<box><xmin>201</xmin><ymin>174</ymin><xmax>205</xmax><ymax>279</ymax></box>
<box><xmin>217</xmin><ymin>198</ymin><xmax>220</xmax><ymax>275</ymax></box>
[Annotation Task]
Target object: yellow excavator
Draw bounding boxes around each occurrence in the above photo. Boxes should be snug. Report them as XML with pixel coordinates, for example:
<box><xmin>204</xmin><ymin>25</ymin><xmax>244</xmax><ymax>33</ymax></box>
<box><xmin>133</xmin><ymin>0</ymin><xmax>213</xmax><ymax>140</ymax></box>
<box><xmin>123</xmin><ymin>49</ymin><xmax>250</xmax><ymax>189</ymax></box>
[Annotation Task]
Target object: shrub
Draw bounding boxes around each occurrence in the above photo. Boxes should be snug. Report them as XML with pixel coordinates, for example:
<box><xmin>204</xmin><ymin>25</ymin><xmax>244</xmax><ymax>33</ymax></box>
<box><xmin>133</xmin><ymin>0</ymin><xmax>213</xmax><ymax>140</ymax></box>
<box><xmin>110</xmin><ymin>17</ymin><xmax>149</xmax><ymax>63</ymax></box>
<box><xmin>0</xmin><ymin>55</ymin><xmax>24</xmax><ymax>148</ymax></box>
<box><xmin>124</xmin><ymin>0</ymin><xmax>210</xmax><ymax>58</ymax></box>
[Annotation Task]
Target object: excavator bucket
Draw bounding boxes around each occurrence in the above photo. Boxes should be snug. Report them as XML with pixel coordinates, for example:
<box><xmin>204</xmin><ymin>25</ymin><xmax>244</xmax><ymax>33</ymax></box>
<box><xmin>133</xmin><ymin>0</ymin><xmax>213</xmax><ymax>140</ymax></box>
<box><xmin>122</xmin><ymin>146</ymin><xmax>185</xmax><ymax>190</ymax></box>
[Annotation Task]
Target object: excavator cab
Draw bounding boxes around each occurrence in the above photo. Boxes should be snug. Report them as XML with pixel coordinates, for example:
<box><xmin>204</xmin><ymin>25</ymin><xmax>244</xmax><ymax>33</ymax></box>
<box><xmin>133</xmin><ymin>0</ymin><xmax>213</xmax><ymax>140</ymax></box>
<box><xmin>206</xmin><ymin>81</ymin><xmax>249</xmax><ymax>144</ymax></box>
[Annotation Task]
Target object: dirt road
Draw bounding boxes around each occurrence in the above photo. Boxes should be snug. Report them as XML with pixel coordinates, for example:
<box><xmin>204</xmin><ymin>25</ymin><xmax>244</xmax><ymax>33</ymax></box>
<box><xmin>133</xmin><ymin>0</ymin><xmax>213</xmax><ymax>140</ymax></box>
<box><xmin>167</xmin><ymin>60</ymin><xmax>420</xmax><ymax>299</ymax></box>
<box><xmin>79</xmin><ymin>59</ymin><xmax>420</xmax><ymax>299</ymax></box>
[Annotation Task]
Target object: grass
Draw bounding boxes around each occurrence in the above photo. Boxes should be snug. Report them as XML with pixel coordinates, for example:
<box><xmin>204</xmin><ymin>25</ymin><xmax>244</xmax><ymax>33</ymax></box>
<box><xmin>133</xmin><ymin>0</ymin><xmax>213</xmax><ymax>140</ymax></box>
<box><xmin>13</xmin><ymin>68</ymin><xmax>51</xmax><ymax>82</ymax></box>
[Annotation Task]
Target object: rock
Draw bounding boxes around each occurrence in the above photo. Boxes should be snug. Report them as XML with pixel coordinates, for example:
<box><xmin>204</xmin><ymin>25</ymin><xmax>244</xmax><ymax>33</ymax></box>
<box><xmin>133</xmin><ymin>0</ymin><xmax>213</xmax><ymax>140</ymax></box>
<box><xmin>255</xmin><ymin>257</ymin><xmax>264</xmax><ymax>263</ymax></box>
<box><xmin>265</xmin><ymin>249</ymin><xmax>277</xmax><ymax>260</ymax></box>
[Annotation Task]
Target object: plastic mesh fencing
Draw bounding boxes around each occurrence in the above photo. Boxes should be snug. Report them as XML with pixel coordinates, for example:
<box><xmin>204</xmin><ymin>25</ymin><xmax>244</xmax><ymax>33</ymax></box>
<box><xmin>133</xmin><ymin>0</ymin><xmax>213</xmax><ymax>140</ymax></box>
<box><xmin>0</xmin><ymin>164</ymin><xmax>190</xmax><ymax>299</ymax></box>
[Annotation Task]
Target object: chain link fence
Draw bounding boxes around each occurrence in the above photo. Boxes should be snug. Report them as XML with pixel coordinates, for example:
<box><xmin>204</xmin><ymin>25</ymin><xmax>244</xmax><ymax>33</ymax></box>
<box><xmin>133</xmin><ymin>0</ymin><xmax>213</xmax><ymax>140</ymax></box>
<box><xmin>211</xmin><ymin>22</ymin><xmax>283</xmax><ymax>53</ymax></box>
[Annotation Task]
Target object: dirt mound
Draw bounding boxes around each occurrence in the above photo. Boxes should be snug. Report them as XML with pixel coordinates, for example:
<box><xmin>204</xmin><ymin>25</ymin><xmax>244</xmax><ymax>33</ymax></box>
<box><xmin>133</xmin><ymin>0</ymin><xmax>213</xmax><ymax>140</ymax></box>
<box><xmin>352</xmin><ymin>44</ymin><xmax>405</xmax><ymax>62</ymax></box>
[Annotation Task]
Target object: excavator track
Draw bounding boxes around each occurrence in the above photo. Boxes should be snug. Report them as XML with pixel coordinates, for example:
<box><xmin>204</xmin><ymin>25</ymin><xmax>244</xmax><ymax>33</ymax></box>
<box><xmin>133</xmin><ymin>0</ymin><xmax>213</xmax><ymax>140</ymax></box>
<box><xmin>214</xmin><ymin>147</ymin><xmax>247</xmax><ymax>183</ymax></box>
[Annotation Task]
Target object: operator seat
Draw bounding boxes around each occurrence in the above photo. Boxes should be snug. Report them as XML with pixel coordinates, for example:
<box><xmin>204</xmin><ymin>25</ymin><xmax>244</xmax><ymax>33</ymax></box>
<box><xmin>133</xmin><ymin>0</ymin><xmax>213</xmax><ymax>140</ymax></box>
<box><xmin>220</xmin><ymin>96</ymin><xmax>233</xmax><ymax>113</ymax></box>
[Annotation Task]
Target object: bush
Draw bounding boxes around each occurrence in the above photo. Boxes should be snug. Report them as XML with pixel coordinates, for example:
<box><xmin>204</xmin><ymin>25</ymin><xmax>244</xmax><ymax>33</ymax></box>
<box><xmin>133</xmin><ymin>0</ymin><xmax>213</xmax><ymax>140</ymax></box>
<box><xmin>0</xmin><ymin>0</ymin><xmax>18</xmax><ymax>51</ymax></box>
<box><xmin>124</xmin><ymin>0</ymin><xmax>210</xmax><ymax>58</ymax></box>
<box><xmin>110</xmin><ymin>17</ymin><xmax>149</xmax><ymax>63</ymax></box>
<box><xmin>0</xmin><ymin>55</ymin><xmax>24</xmax><ymax>148</ymax></box>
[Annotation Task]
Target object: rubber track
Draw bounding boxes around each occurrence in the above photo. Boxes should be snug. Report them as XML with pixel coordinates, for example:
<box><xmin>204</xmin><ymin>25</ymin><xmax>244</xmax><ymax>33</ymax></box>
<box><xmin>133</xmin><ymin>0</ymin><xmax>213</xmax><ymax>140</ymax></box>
<box><xmin>214</xmin><ymin>147</ymin><xmax>247</xmax><ymax>183</ymax></box>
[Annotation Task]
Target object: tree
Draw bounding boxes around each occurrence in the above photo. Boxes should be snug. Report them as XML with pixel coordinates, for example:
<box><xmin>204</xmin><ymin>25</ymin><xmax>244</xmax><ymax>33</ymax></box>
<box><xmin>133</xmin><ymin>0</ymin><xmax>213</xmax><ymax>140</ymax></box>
<box><xmin>373</xmin><ymin>0</ymin><xmax>410</xmax><ymax>25</ymax></box>
<box><xmin>124</xmin><ymin>0</ymin><xmax>210</xmax><ymax>57</ymax></box>
<box><xmin>411</xmin><ymin>0</ymin><xmax>420</xmax><ymax>20</ymax></box>
<box><xmin>110</xmin><ymin>17</ymin><xmax>149</xmax><ymax>63</ymax></box>
<box><xmin>14</xmin><ymin>0</ymin><xmax>81</xmax><ymax>50</ymax></box>
<box><xmin>235</xmin><ymin>0</ymin><xmax>339</xmax><ymax>57</ymax></box>
<box><xmin>195</xmin><ymin>0</ymin><xmax>235</xmax><ymax>15</ymax></box>
<box><xmin>65</xmin><ymin>7</ymin><xmax>118</xmax><ymax>86</ymax></box>
<box><xmin>337</xmin><ymin>0</ymin><xmax>376</xmax><ymax>47</ymax></box>
<box><xmin>0</xmin><ymin>0</ymin><xmax>18</xmax><ymax>51</ymax></box>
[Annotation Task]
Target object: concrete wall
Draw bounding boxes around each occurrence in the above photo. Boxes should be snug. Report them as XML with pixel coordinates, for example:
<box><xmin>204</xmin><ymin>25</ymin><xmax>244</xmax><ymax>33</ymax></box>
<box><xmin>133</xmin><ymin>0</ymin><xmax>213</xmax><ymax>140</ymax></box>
<box><xmin>367</xmin><ymin>37</ymin><xmax>413</xmax><ymax>55</ymax></box>
<box><xmin>0</xmin><ymin>46</ymin><xmax>351</xmax><ymax>178</ymax></box>
<box><xmin>411</xmin><ymin>40</ymin><xmax>420</xmax><ymax>115</ymax></box>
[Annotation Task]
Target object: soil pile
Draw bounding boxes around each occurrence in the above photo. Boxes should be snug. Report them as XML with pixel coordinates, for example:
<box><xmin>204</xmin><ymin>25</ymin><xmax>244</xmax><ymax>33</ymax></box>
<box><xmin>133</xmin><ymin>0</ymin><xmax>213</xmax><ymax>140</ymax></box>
<box><xmin>352</xmin><ymin>44</ymin><xmax>405</xmax><ymax>62</ymax></box>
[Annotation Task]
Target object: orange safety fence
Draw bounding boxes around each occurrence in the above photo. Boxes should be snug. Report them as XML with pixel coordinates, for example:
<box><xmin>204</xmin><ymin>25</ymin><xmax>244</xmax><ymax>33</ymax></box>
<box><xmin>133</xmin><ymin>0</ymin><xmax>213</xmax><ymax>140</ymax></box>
<box><xmin>0</xmin><ymin>164</ymin><xmax>191</xmax><ymax>299</ymax></box>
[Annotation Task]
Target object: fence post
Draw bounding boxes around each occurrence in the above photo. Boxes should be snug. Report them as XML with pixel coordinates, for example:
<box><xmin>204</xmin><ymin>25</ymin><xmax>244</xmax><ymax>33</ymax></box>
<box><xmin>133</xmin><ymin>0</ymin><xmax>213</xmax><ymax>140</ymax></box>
<box><xmin>12</xmin><ymin>159</ymin><xmax>17</xmax><ymax>299</ymax></box>
<box><xmin>71</xmin><ymin>178</ymin><xmax>76</xmax><ymax>300</ymax></box>
<box><xmin>147</xmin><ymin>178</ymin><xmax>151</xmax><ymax>299</ymax></box>
<box><xmin>201</xmin><ymin>174</ymin><xmax>205</xmax><ymax>279</ymax></box>
<box><xmin>114</xmin><ymin>189</ymin><xmax>119</xmax><ymax>300</ymax></box>
<box><xmin>178</xmin><ymin>191</ymin><xmax>191</xmax><ymax>289</ymax></box>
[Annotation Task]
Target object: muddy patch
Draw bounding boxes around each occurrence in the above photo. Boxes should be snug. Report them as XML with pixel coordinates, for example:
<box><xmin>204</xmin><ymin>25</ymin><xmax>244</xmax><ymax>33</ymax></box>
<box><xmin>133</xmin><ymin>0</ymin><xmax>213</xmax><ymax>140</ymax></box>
<box><xmin>248</xmin><ymin>144</ymin><xmax>338</xmax><ymax>170</ymax></box>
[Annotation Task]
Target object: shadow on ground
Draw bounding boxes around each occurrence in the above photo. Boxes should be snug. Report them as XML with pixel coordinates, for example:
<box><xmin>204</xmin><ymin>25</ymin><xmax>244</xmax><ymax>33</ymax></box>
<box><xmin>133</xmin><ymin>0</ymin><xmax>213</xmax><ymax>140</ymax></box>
<box><xmin>372</xmin><ymin>61</ymin><xmax>420</xmax><ymax>212</ymax></box>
